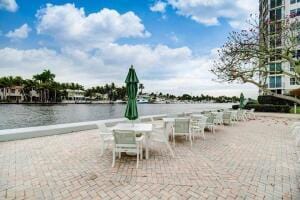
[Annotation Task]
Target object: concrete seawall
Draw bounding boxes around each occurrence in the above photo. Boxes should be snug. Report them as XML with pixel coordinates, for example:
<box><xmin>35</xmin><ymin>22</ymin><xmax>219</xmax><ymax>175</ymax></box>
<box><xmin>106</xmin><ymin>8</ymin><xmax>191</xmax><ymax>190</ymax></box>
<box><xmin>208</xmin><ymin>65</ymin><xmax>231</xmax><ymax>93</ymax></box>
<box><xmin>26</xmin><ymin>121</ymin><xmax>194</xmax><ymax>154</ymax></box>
<box><xmin>0</xmin><ymin>113</ymin><xmax>187</xmax><ymax>142</ymax></box>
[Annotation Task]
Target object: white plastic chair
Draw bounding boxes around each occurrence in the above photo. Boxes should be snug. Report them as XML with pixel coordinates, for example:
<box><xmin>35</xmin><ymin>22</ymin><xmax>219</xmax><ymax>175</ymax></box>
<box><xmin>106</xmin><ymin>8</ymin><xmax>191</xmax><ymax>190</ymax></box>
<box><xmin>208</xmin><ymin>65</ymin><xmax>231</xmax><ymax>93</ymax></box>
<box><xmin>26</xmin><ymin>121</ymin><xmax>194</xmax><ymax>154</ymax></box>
<box><xmin>190</xmin><ymin>116</ymin><xmax>207</xmax><ymax>140</ymax></box>
<box><xmin>112</xmin><ymin>130</ymin><xmax>144</xmax><ymax>168</ymax></box>
<box><xmin>246</xmin><ymin>109</ymin><xmax>256</xmax><ymax>120</ymax></box>
<box><xmin>213</xmin><ymin>112</ymin><xmax>224</xmax><ymax>125</ymax></box>
<box><xmin>151</xmin><ymin>126</ymin><xmax>175</xmax><ymax>157</ymax></box>
<box><xmin>237</xmin><ymin>110</ymin><xmax>247</xmax><ymax>121</ymax></box>
<box><xmin>203</xmin><ymin>113</ymin><xmax>216</xmax><ymax>134</ymax></box>
<box><xmin>97</xmin><ymin>123</ymin><xmax>114</xmax><ymax>156</ymax></box>
<box><xmin>223</xmin><ymin>112</ymin><xmax>233</xmax><ymax>126</ymax></box>
<box><xmin>172</xmin><ymin>118</ymin><xmax>192</xmax><ymax>147</ymax></box>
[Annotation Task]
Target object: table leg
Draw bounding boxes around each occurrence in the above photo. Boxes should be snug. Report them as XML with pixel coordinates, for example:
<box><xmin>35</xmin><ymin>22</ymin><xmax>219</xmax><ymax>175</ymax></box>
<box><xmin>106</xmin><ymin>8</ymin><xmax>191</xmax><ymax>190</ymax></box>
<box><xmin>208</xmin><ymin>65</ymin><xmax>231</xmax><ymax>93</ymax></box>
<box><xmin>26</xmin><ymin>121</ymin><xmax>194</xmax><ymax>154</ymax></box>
<box><xmin>145</xmin><ymin>134</ymin><xmax>149</xmax><ymax>159</ymax></box>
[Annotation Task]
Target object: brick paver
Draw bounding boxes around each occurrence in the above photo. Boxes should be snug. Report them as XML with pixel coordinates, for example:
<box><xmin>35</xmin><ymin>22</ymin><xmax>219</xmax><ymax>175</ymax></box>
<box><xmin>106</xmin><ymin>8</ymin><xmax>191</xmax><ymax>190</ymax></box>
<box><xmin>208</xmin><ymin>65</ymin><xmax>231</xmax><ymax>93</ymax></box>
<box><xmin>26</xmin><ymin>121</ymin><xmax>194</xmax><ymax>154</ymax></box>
<box><xmin>0</xmin><ymin>116</ymin><xmax>299</xmax><ymax>199</ymax></box>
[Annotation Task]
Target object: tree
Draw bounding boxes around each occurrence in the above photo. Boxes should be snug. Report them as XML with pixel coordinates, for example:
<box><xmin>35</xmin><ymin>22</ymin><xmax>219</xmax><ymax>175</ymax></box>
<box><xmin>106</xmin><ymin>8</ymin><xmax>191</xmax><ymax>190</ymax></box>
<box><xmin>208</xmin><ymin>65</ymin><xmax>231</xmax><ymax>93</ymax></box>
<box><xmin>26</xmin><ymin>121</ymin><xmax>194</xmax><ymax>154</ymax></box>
<box><xmin>22</xmin><ymin>79</ymin><xmax>38</xmax><ymax>102</ymax></box>
<box><xmin>33</xmin><ymin>69</ymin><xmax>56</xmax><ymax>102</ymax></box>
<box><xmin>138</xmin><ymin>83</ymin><xmax>144</xmax><ymax>94</ymax></box>
<box><xmin>211</xmin><ymin>16</ymin><xmax>300</xmax><ymax>104</ymax></box>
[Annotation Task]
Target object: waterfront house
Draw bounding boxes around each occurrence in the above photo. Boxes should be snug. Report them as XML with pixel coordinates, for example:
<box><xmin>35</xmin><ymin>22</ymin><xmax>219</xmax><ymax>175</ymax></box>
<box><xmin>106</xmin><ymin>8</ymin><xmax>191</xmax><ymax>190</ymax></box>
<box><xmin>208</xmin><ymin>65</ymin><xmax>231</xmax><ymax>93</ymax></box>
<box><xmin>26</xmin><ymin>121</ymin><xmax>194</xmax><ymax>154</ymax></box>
<box><xmin>88</xmin><ymin>93</ymin><xmax>109</xmax><ymax>101</ymax></box>
<box><xmin>28</xmin><ymin>89</ymin><xmax>40</xmax><ymax>102</ymax></box>
<box><xmin>0</xmin><ymin>86</ymin><xmax>24</xmax><ymax>103</ymax></box>
<box><xmin>137</xmin><ymin>94</ymin><xmax>150</xmax><ymax>103</ymax></box>
<box><xmin>62</xmin><ymin>89</ymin><xmax>86</xmax><ymax>103</ymax></box>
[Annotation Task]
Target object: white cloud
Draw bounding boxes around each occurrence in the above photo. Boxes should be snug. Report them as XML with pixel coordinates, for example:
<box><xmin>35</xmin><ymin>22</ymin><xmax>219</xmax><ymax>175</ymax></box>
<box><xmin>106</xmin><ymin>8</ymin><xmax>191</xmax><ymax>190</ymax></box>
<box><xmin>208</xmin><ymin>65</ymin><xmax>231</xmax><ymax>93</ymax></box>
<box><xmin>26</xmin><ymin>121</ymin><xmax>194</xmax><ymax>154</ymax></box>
<box><xmin>0</xmin><ymin>45</ymin><xmax>258</xmax><ymax>98</ymax></box>
<box><xmin>150</xmin><ymin>1</ymin><xmax>167</xmax><ymax>13</ymax></box>
<box><xmin>6</xmin><ymin>24</ymin><xmax>31</xmax><ymax>40</ymax></box>
<box><xmin>36</xmin><ymin>4</ymin><xmax>150</xmax><ymax>48</ymax></box>
<box><xmin>0</xmin><ymin>0</ymin><xmax>18</xmax><ymax>12</ymax></box>
<box><xmin>167</xmin><ymin>0</ymin><xmax>258</xmax><ymax>28</ymax></box>
<box><xmin>0</xmin><ymin>3</ymin><xmax>258</xmax><ymax>98</ymax></box>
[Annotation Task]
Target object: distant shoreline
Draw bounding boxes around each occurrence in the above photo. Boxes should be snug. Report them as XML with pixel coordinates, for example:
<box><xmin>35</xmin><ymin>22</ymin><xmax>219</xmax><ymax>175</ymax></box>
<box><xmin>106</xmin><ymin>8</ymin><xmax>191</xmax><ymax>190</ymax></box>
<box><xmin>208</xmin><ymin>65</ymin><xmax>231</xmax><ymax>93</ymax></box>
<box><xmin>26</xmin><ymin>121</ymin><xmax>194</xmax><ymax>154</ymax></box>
<box><xmin>0</xmin><ymin>102</ymin><xmax>234</xmax><ymax>105</ymax></box>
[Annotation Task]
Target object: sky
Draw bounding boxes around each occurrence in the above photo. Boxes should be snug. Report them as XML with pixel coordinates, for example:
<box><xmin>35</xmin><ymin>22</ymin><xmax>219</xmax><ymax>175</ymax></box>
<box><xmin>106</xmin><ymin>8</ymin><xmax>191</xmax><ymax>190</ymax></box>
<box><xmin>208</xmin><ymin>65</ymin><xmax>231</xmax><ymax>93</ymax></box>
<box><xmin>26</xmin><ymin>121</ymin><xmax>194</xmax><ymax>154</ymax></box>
<box><xmin>0</xmin><ymin>0</ymin><xmax>259</xmax><ymax>98</ymax></box>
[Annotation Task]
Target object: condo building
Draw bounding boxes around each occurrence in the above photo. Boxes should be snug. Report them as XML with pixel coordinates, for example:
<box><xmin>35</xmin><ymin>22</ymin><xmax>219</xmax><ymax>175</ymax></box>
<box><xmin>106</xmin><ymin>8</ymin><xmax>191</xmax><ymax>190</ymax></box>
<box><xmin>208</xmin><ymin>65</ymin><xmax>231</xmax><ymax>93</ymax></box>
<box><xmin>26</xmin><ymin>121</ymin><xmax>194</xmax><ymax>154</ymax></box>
<box><xmin>259</xmin><ymin>0</ymin><xmax>300</xmax><ymax>95</ymax></box>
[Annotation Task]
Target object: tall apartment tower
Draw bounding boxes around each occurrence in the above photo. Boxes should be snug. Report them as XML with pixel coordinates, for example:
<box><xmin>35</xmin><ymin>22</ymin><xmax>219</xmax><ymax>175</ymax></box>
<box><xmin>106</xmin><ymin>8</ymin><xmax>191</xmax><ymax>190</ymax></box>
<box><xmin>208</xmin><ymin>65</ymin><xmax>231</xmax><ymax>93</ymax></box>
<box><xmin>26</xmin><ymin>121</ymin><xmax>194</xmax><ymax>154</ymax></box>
<box><xmin>259</xmin><ymin>0</ymin><xmax>300</xmax><ymax>95</ymax></box>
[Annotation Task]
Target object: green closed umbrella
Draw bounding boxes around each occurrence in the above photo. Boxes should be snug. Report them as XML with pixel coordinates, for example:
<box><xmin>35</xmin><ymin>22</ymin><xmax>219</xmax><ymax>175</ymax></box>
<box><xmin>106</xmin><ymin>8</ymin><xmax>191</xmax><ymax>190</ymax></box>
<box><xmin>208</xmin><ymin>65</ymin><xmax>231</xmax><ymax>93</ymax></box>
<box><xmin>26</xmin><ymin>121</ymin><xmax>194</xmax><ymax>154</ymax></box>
<box><xmin>239</xmin><ymin>92</ymin><xmax>245</xmax><ymax>109</ymax></box>
<box><xmin>124</xmin><ymin>65</ymin><xmax>139</xmax><ymax>120</ymax></box>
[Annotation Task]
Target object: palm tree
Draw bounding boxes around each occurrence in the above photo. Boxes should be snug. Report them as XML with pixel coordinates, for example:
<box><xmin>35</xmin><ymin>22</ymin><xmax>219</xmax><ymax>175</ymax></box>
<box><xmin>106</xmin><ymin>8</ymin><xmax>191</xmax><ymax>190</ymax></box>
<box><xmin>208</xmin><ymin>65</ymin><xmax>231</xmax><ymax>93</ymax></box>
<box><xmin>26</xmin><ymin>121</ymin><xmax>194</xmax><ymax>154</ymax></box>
<box><xmin>33</xmin><ymin>69</ymin><xmax>56</xmax><ymax>102</ymax></box>
<box><xmin>0</xmin><ymin>77</ymin><xmax>9</xmax><ymax>101</ymax></box>
<box><xmin>138</xmin><ymin>83</ymin><xmax>144</xmax><ymax>95</ymax></box>
<box><xmin>22</xmin><ymin>79</ymin><xmax>38</xmax><ymax>102</ymax></box>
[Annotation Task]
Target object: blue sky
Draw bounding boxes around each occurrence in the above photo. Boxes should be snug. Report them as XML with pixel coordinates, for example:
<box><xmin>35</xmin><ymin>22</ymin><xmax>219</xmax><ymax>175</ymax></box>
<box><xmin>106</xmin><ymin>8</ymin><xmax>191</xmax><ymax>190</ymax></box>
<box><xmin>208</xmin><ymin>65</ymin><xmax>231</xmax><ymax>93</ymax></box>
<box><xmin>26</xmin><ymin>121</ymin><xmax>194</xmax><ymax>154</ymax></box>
<box><xmin>0</xmin><ymin>0</ymin><xmax>258</xmax><ymax>97</ymax></box>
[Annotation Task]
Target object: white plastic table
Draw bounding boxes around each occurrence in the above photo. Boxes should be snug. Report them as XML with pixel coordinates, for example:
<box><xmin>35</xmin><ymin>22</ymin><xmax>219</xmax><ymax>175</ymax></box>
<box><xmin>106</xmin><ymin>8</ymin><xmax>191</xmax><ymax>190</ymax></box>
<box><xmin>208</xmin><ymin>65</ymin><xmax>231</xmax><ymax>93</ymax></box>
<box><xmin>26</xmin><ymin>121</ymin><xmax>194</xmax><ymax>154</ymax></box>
<box><xmin>113</xmin><ymin>123</ymin><xmax>153</xmax><ymax>159</ymax></box>
<box><xmin>191</xmin><ymin>114</ymin><xmax>205</xmax><ymax>118</ymax></box>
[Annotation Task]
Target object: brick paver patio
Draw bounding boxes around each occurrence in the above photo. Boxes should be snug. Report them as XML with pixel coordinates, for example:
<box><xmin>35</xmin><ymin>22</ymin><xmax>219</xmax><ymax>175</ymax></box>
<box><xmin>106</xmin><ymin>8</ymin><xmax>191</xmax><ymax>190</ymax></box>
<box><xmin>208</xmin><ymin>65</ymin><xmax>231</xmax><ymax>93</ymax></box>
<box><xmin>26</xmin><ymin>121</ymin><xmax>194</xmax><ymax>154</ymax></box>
<box><xmin>0</xmin><ymin>116</ymin><xmax>300</xmax><ymax>199</ymax></box>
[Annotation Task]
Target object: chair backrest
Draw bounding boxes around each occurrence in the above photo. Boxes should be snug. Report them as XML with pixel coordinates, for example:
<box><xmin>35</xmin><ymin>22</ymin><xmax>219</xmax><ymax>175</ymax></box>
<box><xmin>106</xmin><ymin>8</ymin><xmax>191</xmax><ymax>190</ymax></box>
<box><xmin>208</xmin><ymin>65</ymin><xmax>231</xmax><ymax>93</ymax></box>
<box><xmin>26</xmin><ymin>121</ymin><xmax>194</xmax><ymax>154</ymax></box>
<box><xmin>223</xmin><ymin>111</ymin><xmax>232</xmax><ymax>120</ymax></box>
<box><xmin>97</xmin><ymin>123</ymin><xmax>111</xmax><ymax>133</ymax></box>
<box><xmin>215</xmin><ymin>112</ymin><xmax>223</xmax><ymax>120</ymax></box>
<box><xmin>199</xmin><ymin>116</ymin><xmax>208</xmax><ymax>124</ymax></box>
<box><xmin>190</xmin><ymin>118</ymin><xmax>199</xmax><ymax>127</ymax></box>
<box><xmin>113</xmin><ymin>130</ymin><xmax>136</xmax><ymax>145</ymax></box>
<box><xmin>174</xmin><ymin>118</ymin><xmax>190</xmax><ymax>133</ymax></box>
<box><xmin>204</xmin><ymin>113</ymin><xmax>215</xmax><ymax>124</ymax></box>
<box><xmin>237</xmin><ymin>110</ymin><xmax>244</xmax><ymax>116</ymax></box>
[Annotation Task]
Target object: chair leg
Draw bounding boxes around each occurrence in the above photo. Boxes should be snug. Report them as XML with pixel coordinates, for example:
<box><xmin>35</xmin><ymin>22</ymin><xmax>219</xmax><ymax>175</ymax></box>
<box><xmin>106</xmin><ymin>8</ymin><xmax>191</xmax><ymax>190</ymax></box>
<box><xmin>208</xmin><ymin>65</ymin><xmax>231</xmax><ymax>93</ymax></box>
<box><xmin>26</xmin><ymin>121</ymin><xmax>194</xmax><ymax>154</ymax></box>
<box><xmin>112</xmin><ymin>149</ymin><xmax>115</xmax><ymax>167</ymax></box>
<box><xmin>173</xmin><ymin>134</ymin><xmax>176</xmax><ymax>146</ymax></box>
<box><xmin>119</xmin><ymin>152</ymin><xmax>121</xmax><ymax>158</ymax></box>
<box><xmin>202</xmin><ymin>129</ymin><xmax>205</xmax><ymax>140</ymax></box>
<box><xmin>166</xmin><ymin>142</ymin><xmax>175</xmax><ymax>158</ymax></box>
<box><xmin>140</xmin><ymin>143</ymin><xmax>143</xmax><ymax>160</ymax></box>
<box><xmin>136</xmin><ymin>149</ymin><xmax>139</xmax><ymax>168</ymax></box>
<box><xmin>100</xmin><ymin>140</ymin><xmax>105</xmax><ymax>156</ymax></box>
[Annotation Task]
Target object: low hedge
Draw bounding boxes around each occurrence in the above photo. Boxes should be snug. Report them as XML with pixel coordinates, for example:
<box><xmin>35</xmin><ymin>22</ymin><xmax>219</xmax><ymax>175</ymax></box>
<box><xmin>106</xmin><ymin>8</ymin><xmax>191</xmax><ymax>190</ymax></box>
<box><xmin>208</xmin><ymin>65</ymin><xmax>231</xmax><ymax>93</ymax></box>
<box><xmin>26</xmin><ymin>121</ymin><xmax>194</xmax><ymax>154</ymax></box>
<box><xmin>244</xmin><ymin>104</ymin><xmax>290</xmax><ymax>113</ymax></box>
<box><xmin>232</xmin><ymin>104</ymin><xmax>239</xmax><ymax>110</ymax></box>
<box><xmin>258</xmin><ymin>95</ymin><xmax>295</xmax><ymax>106</ymax></box>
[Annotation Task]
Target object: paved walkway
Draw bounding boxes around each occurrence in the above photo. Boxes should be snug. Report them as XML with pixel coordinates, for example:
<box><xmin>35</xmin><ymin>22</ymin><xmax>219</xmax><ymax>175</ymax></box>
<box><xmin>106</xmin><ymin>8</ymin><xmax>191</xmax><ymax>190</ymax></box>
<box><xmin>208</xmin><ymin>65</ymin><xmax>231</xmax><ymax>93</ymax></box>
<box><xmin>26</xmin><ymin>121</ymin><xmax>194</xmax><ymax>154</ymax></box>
<box><xmin>0</xmin><ymin>116</ymin><xmax>299</xmax><ymax>199</ymax></box>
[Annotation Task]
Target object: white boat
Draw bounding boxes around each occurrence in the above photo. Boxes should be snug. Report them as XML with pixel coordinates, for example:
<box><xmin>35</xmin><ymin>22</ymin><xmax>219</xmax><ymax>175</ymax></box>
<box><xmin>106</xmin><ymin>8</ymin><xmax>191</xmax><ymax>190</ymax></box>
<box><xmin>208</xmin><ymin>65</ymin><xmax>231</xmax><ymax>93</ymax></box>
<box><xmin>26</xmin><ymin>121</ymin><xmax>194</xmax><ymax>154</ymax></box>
<box><xmin>137</xmin><ymin>98</ymin><xmax>149</xmax><ymax>104</ymax></box>
<box><xmin>115</xmin><ymin>100</ymin><xmax>126</xmax><ymax>104</ymax></box>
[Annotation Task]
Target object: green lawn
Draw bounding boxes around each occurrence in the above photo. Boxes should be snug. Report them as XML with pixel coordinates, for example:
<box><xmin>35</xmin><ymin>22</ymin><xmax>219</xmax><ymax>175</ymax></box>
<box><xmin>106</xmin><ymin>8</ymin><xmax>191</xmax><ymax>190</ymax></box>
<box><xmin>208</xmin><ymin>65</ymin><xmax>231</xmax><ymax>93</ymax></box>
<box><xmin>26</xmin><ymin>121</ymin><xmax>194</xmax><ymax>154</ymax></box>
<box><xmin>290</xmin><ymin>106</ymin><xmax>300</xmax><ymax>114</ymax></box>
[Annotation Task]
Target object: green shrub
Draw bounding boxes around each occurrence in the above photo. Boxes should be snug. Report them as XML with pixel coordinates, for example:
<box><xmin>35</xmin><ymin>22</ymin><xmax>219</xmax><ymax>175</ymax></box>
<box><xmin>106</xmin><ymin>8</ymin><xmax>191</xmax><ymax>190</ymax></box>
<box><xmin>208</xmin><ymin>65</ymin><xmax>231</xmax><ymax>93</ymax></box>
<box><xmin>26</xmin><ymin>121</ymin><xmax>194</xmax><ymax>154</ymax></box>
<box><xmin>258</xmin><ymin>95</ymin><xmax>294</xmax><ymax>106</ymax></box>
<box><xmin>245</xmin><ymin>104</ymin><xmax>290</xmax><ymax>113</ymax></box>
<box><xmin>232</xmin><ymin>104</ymin><xmax>239</xmax><ymax>110</ymax></box>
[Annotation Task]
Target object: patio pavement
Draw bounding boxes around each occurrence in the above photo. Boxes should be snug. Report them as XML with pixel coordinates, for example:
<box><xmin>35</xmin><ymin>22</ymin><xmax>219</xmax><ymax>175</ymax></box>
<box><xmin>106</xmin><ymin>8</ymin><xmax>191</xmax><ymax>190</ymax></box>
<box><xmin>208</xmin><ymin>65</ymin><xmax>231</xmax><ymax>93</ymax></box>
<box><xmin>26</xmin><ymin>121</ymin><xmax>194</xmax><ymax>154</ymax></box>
<box><xmin>0</xmin><ymin>116</ymin><xmax>300</xmax><ymax>199</ymax></box>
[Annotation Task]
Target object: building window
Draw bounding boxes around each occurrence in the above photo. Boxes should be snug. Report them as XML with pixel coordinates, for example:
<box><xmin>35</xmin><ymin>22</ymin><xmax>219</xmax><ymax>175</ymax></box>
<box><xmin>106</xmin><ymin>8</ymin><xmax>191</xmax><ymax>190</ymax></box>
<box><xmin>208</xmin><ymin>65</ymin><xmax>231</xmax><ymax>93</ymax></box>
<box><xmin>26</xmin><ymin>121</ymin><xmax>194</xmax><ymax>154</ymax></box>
<box><xmin>270</xmin><ymin>8</ymin><xmax>282</xmax><ymax>21</ymax></box>
<box><xmin>269</xmin><ymin>63</ymin><xmax>282</xmax><ymax>73</ymax></box>
<box><xmin>270</xmin><ymin>49</ymin><xmax>282</xmax><ymax>62</ymax></box>
<box><xmin>291</xmin><ymin>0</ymin><xmax>300</xmax><ymax>4</ymax></box>
<box><xmin>290</xmin><ymin>78</ymin><xmax>300</xmax><ymax>85</ymax></box>
<box><xmin>271</xmin><ymin>0</ymin><xmax>283</xmax><ymax>8</ymax></box>
<box><xmin>269</xmin><ymin>34</ymin><xmax>282</xmax><ymax>48</ymax></box>
<box><xmin>292</xmin><ymin>50</ymin><xmax>300</xmax><ymax>59</ymax></box>
<box><xmin>269</xmin><ymin>76</ymin><xmax>282</xmax><ymax>88</ymax></box>
<box><xmin>290</xmin><ymin>78</ymin><xmax>296</xmax><ymax>85</ymax></box>
<box><xmin>290</xmin><ymin>8</ymin><xmax>300</xmax><ymax>18</ymax></box>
